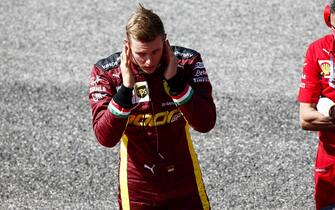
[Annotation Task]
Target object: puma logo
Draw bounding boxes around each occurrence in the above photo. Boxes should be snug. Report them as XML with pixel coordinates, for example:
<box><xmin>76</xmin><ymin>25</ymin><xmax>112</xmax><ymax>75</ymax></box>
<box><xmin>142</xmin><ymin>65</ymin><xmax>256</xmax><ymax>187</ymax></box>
<box><xmin>144</xmin><ymin>164</ymin><xmax>155</xmax><ymax>174</ymax></box>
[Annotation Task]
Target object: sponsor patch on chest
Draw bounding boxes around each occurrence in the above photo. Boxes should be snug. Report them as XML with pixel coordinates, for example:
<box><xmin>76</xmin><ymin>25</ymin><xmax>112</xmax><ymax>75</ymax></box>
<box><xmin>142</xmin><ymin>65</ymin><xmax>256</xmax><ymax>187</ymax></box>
<box><xmin>132</xmin><ymin>81</ymin><xmax>150</xmax><ymax>103</ymax></box>
<box><xmin>318</xmin><ymin>60</ymin><xmax>331</xmax><ymax>78</ymax></box>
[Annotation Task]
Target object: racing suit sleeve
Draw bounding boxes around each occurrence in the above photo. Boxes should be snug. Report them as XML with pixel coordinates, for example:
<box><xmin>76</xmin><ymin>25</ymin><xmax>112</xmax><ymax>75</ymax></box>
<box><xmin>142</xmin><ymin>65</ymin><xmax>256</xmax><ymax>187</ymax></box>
<box><xmin>298</xmin><ymin>44</ymin><xmax>322</xmax><ymax>103</ymax></box>
<box><xmin>89</xmin><ymin>65</ymin><xmax>133</xmax><ymax>147</ymax></box>
<box><xmin>167</xmin><ymin>54</ymin><xmax>216</xmax><ymax>133</ymax></box>
<box><xmin>297</xmin><ymin>43</ymin><xmax>335</xmax><ymax>130</ymax></box>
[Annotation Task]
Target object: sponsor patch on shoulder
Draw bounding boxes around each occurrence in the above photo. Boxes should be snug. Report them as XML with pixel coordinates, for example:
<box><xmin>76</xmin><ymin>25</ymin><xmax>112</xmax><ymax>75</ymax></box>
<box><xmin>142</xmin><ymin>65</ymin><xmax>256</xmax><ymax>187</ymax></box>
<box><xmin>193</xmin><ymin>77</ymin><xmax>209</xmax><ymax>83</ymax></box>
<box><xmin>173</xmin><ymin>46</ymin><xmax>197</xmax><ymax>59</ymax></box>
<box><xmin>90</xmin><ymin>75</ymin><xmax>107</xmax><ymax>102</ymax></box>
<box><xmin>90</xmin><ymin>75</ymin><xmax>104</xmax><ymax>86</ymax></box>
<box><xmin>193</xmin><ymin>63</ymin><xmax>209</xmax><ymax>83</ymax></box>
<box><xmin>194</xmin><ymin>69</ymin><xmax>207</xmax><ymax>77</ymax></box>
<box><xmin>92</xmin><ymin>93</ymin><xmax>107</xmax><ymax>102</ymax></box>
<box><xmin>96</xmin><ymin>52</ymin><xmax>121</xmax><ymax>71</ymax></box>
<box><xmin>193</xmin><ymin>62</ymin><xmax>205</xmax><ymax>70</ymax></box>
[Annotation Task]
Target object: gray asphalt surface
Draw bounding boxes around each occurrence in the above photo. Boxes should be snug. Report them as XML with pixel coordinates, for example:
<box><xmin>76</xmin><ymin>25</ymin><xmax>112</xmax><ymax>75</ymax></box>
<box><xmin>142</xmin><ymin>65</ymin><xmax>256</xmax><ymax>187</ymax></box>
<box><xmin>0</xmin><ymin>0</ymin><xmax>330</xmax><ymax>209</ymax></box>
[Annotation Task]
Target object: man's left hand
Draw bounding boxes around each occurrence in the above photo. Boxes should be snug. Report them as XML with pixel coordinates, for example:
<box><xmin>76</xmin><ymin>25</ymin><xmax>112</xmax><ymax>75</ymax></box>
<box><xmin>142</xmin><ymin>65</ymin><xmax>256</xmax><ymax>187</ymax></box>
<box><xmin>330</xmin><ymin>105</ymin><xmax>335</xmax><ymax>119</ymax></box>
<box><xmin>163</xmin><ymin>40</ymin><xmax>178</xmax><ymax>80</ymax></box>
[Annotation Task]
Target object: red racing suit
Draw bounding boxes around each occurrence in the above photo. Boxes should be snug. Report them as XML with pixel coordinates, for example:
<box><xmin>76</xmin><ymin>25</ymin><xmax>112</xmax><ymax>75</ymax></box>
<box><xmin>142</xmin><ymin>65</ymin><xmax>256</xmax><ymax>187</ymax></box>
<box><xmin>298</xmin><ymin>34</ymin><xmax>335</xmax><ymax>210</ymax></box>
<box><xmin>89</xmin><ymin>46</ymin><xmax>216</xmax><ymax>209</ymax></box>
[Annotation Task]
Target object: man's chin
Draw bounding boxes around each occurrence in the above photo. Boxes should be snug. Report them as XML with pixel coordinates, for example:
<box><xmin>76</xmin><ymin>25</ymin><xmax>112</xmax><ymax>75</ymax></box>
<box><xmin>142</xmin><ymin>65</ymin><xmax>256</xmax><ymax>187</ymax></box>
<box><xmin>141</xmin><ymin>66</ymin><xmax>156</xmax><ymax>74</ymax></box>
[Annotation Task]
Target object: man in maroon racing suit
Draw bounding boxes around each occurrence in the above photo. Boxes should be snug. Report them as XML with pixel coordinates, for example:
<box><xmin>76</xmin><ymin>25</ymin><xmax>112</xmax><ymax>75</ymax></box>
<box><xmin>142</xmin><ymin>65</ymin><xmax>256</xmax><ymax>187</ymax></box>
<box><xmin>88</xmin><ymin>4</ymin><xmax>216</xmax><ymax>210</ymax></box>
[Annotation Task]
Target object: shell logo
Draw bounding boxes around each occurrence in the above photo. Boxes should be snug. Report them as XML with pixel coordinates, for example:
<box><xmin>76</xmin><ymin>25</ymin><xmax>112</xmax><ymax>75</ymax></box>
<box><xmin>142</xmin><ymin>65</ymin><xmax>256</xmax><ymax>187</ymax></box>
<box><xmin>320</xmin><ymin>62</ymin><xmax>331</xmax><ymax>76</ymax></box>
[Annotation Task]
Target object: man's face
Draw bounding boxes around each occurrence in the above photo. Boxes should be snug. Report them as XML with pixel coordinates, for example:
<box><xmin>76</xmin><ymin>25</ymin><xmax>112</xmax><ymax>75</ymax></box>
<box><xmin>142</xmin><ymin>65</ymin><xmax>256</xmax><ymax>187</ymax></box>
<box><xmin>331</xmin><ymin>13</ymin><xmax>335</xmax><ymax>28</ymax></box>
<box><xmin>128</xmin><ymin>35</ymin><xmax>165</xmax><ymax>74</ymax></box>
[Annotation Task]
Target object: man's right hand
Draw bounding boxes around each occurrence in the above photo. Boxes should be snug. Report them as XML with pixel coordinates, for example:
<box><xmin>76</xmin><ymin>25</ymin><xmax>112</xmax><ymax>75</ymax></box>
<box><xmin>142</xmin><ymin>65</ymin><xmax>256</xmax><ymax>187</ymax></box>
<box><xmin>120</xmin><ymin>43</ymin><xmax>135</xmax><ymax>88</ymax></box>
<box><xmin>330</xmin><ymin>105</ymin><xmax>335</xmax><ymax>119</ymax></box>
<box><xmin>300</xmin><ymin>102</ymin><xmax>335</xmax><ymax>131</ymax></box>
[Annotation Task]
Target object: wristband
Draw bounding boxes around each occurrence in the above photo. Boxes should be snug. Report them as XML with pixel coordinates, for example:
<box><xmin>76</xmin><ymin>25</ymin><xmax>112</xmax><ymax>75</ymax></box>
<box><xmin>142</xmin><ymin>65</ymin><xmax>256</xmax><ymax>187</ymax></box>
<box><xmin>166</xmin><ymin>70</ymin><xmax>185</xmax><ymax>95</ymax></box>
<box><xmin>112</xmin><ymin>84</ymin><xmax>134</xmax><ymax>108</ymax></box>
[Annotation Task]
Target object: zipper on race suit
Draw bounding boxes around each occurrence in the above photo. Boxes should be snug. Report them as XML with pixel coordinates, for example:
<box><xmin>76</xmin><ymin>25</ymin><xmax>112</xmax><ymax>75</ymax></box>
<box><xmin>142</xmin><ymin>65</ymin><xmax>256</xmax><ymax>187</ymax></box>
<box><xmin>145</xmin><ymin>73</ymin><xmax>165</xmax><ymax>160</ymax></box>
<box><xmin>330</xmin><ymin>53</ymin><xmax>335</xmax><ymax>88</ymax></box>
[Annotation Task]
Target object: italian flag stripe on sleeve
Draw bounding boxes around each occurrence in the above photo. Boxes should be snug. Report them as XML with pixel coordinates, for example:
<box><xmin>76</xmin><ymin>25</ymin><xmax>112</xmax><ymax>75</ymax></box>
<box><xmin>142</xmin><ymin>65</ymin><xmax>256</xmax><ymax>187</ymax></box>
<box><xmin>171</xmin><ymin>85</ymin><xmax>194</xmax><ymax>106</ymax></box>
<box><xmin>108</xmin><ymin>99</ymin><xmax>131</xmax><ymax>118</ymax></box>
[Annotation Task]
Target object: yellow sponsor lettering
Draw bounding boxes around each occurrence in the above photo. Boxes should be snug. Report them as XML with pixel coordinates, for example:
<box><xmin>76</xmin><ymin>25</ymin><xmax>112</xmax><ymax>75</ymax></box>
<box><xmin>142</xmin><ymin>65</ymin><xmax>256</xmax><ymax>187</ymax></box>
<box><xmin>128</xmin><ymin>109</ymin><xmax>180</xmax><ymax>127</ymax></box>
<box><xmin>152</xmin><ymin>111</ymin><xmax>168</xmax><ymax>126</ymax></box>
<box><xmin>167</xmin><ymin>109</ymin><xmax>179</xmax><ymax>122</ymax></box>
<box><xmin>128</xmin><ymin>115</ymin><xmax>135</xmax><ymax>124</ymax></box>
<box><xmin>131</xmin><ymin>114</ymin><xmax>151</xmax><ymax>126</ymax></box>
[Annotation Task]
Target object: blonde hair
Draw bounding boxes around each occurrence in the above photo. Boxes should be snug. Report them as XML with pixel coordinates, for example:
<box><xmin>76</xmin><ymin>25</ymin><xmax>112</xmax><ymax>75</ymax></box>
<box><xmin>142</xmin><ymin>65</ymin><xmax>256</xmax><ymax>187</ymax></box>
<box><xmin>126</xmin><ymin>4</ymin><xmax>165</xmax><ymax>42</ymax></box>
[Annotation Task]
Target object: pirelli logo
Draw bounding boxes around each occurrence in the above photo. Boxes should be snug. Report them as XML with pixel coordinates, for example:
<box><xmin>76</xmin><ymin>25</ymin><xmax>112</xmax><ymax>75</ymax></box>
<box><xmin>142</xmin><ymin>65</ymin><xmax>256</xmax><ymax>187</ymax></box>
<box><xmin>128</xmin><ymin>109</ymin><xmax>182</xmax><ymax>127</ymax></box>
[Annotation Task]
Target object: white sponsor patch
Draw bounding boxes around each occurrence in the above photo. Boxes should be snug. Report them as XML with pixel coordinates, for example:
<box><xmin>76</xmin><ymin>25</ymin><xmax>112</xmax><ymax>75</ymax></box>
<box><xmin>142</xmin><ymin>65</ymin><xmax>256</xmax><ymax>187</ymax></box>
<box><xmin>89</xmin><ymin>86</ymin><xmax>106</xmax><ymax>94</ymax></box>
<box><xmin>162</xmin><ymin>101</ymin><xmax>175</xmax><ymax>107</ymax></box>
<box><xmin>194</xmin><ymin>69</ymin><xmax>207</xmax><ymax>77</ymax></box>
<box><xmin>301</xmin><ymin>74</ymin><xmax>306</xmax><ymax>80</ymax></box>
<box><xmin>174</xmin><ymin>51</ymin><xmax>194</xmax><ymax>59</ymax></box>
<box><xmin>101</xmin><ymin>57</ymin><xmax>121</xmax><ymax>69</ymax></box>
<box><xmin>315</xmin><ymin>168</ymin><xmax>327</xmax><ymax>173</ymax></box>
<box><xmin>132</xmin><ymin>81</ymin><xmax>150</xmax><ymax>104</ymax></box>
<box><xmin>92</xmin><ymin>93</ymin><xmax>107</xmax><ymax>102</ymax></box>
<box><xmin>90</xmin><ymin>75</ymin><xmax>103</xmax><ymax>86</ymax></box>
<box><xmin>170</xmin><ymin>112</ymin><xmax>182</xmax><ymax>123</ymax></box>
<box><xmin>193</xmin><ymin>77</ymin><xmax>209</xmax><ymax>83</ymax></box>
<box><xmin>193</xmin><ymin>62</ymin><xmax>205</xmax><ymax>70</ymax></box>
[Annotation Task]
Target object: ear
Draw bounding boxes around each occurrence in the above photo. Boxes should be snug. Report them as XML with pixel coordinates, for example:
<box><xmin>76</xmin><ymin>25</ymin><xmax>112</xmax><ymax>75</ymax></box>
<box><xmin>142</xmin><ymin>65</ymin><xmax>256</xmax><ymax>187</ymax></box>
<box><xmin>162</xmin><ymin>33</ymin><xmax>167</xmax><ymax>41</ymax></box>
<box><xmin>124</xmin><ymin>38</ymin><xmax>130</xmax><ymax>49</ymax></box>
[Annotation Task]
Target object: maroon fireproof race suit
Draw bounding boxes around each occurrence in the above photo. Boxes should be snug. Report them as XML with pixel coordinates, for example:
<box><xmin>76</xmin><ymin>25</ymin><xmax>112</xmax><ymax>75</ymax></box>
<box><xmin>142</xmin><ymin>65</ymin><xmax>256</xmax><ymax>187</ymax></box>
<box><xmin>89</xmin><ymin>46</ymin><xmax>216</xmax><ymax>209</ymax></box>
<box><xmin>298</xmin><ymin>34</ymin><xmax>335</xmax><ymax>210</ymax></box>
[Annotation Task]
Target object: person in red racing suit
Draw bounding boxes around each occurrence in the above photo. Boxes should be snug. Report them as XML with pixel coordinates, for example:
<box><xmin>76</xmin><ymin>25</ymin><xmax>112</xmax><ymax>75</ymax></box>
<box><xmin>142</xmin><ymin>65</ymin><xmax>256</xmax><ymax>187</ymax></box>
<box><xmin>88</xmin><ymin>4</ymin><xmax>216</xmax><ymax>210</ymax></box>
<box><xmin>298</xmin><ymin>2</ymin><xmax>335</xmax><ymax>209</ymax></box>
